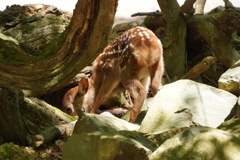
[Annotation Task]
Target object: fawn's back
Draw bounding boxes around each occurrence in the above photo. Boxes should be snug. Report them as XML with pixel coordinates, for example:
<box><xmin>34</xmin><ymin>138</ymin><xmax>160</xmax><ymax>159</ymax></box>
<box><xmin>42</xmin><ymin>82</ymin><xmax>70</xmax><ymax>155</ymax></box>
<box><xmin>62</xmin><ymin>27</ymin><xmax>164</xmax><ymax>123</ymax></box>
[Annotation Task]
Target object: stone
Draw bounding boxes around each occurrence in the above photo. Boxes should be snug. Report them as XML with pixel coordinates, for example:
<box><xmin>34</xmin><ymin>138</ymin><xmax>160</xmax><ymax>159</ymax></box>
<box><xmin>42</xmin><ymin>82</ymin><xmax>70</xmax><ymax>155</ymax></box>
<box><xmin>149</xmin><ymin>127</ymin><xmax>240</xmax><ymax>160</ymax></box>
<box><xmin>121</xmin><ymin>97</ymin><xmax>155</xmax><ymax>124</ymax></box>
<box><xmin>140</xmin><ymin>80</ymin><xmax>238</xmax><ymax>133</ymax></box>
<box><xmin>73</xmin><ymin>110</ymin><xmax>139</xmax><ymax>134</ymax></box>
<box><xmin>63</xmin><ymin>131</ymin><xmax>157</xmax><ymax>160</ymax></box>
<box><xmin>217</xmin><ymin>118</ymin><xmax>240</xmax><ymax>138</ymax></box>
<box><xmin>218</xmin><ymin>59</ymin><xmax>240</xmax><ymax>96</ymax></box>
<box><xmin>145</xmin><ymin>127</ymin><xmax>190</xmax><ymax>147</ymax></box>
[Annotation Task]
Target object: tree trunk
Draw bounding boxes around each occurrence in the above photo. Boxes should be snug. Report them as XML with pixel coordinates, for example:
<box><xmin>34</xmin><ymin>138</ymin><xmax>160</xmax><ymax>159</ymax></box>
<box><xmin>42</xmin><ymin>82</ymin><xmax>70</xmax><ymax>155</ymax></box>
<box><xmin>0</xmin><ymin>0</ymin><xmax>118</xmax><ymax>94</ymax></box>
<box><xmin>0</xmin><ymin>87</ymin><xmax>28</xmax><ymax>145</ymax></box>
<box><xmin>187</xmin><ymin>8</ymin><xmax>240</xmax><ymax>68</ymax></box>
<box><xmin>145</xmin><ymin>1</ymin><xmax>240</xmax><ymax>82</ymax></box>
<box><xmin>0</xmin><ymin>86</ymin><xmax>76</xmax><ymax>146</ymax></box>
<box><xmin>157</xmin><ymin>0</ymin><xmax>187</xmax><ymax>79</ymax></box>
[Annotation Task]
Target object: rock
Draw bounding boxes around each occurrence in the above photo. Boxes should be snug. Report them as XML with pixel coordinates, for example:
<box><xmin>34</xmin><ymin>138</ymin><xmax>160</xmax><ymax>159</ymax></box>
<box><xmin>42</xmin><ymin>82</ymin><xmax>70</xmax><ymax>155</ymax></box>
<box><xmin>218</xmin><ymin>59</ymin><xmax>240</xmax><ymax>96</ymax></box>
<box><xmin>140</xmin><ymin>80</ymin><xmax>238</xmax><ymax>133</ymax></box>
<box><xmin>121</xmin><ymin>97</ymin><xmax>155</xmax><ymax>124</ymax></box>
<box><xmin>63</xmin><ymin>109</ymin><xmax>158</xmax><ymax>160</ymax></box>
<box><xmin>73</xmin><ymin>110</ymin><xmax>139</xmax><ymax>134</ymax></box>
<box><xmin>63</xmin><ymin>130</ymin><xmax>157</xmax><ymax>160</ymax></box>
<box><xmin>217</xmin><ymin>118</ymin><xmax>240</xmax><ymax>138</ymax></box>
<box><xmin>149</xmin><ymin>127</ymin><xmax>240</xmax><ymax>160</ymax></box>
<box><xmin>145</xmin><ymin>127</ymin><xmax>190</xmax><ymax>147</ymax></box>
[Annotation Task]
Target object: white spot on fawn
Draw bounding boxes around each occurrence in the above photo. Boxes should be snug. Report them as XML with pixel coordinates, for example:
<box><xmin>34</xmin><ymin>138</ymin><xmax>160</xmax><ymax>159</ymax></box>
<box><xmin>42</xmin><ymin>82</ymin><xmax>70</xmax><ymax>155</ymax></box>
<box><xmin>131</xmin><ymin>35</ymin><xmax>136</xmax><ymax>38</ymax></box>
<box><xmin>129</xmin><ymin>43</ymin><xmax>134</xmax><ymax>49</ymax></box>
<box><xmin>138</xmin><ymin>32</ymin><xmax>144</xmax><ymax>37</ymax></box>
<box><xmin>143</xmin><ymin>31</ymin><xmax>150</xmax><ymax>39</ymax></box>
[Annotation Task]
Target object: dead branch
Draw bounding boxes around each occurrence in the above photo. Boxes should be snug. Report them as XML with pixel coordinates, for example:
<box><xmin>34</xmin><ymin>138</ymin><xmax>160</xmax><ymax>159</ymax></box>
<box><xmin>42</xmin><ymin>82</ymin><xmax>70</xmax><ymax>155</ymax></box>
<box><xmin>179</xmin><ymin>0</ymin><xmax>197</xmax><ymax>14</ymax></box>
<box><xmin>33</xmin><ymin>121</ymin><xmax>77</xmax><ymax>147</ymax></box>
<box><xmin>131</xmin><ymin>10</ymin><xmax>162</xmax><ymax>17</ymax></box>
<box><xmin>223</xmin><ymin>0</ymin><xmax>234</xmax><ymax>9</ymax></box>
<box><xmin>194</xmin><ymin>0</ymin><xmax>206</xmax><ymax>14</ymax></box>
<box><xmin>181</xmin><ymin>56</ymin><xmax>216</xmax><ymax>79</ymax></box>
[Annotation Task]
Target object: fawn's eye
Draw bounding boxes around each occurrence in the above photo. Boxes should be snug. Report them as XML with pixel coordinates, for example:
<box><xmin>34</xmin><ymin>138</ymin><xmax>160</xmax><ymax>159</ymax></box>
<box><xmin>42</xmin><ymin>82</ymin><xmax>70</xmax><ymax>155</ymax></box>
<box><xmin>66</xmin><ymin>107</ymin><xmax>73</xmax><ymax>114</ymax></box>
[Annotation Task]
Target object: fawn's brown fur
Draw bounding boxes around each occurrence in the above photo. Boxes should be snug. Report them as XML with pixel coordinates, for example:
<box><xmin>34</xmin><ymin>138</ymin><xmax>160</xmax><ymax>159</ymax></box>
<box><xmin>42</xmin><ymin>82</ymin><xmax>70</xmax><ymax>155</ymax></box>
<box><xmin>62</xmin><ymin>27</ymin><xmax>164</xmax><ymax>123</ymax></box>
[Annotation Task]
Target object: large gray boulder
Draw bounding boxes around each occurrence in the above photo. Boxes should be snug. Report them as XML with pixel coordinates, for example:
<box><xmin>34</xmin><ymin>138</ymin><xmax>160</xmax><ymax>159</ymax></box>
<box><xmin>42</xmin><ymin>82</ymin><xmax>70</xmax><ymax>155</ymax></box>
<box><xmin>140</xmin><ymin>80</ymin><xmax>238</xmax><ymax>133</ymax></box>
<box><xmin>149</xmin><ymin>127</ymin><xmax>240</xmax><ymax>160</ymax></box>
<box><xmin>218</xmin><ymin>59</ymin><xmax>240</xmax><ymax>96</ymax></box>
<box><xmin>62</xmin><ymin>130</ymin><xmax>157</xmax><ymax>160</ymax></box>
<box><xmin>217</xmin><ymin>118</ymin><xmax>240</xmax><ymax>138</ymax></box>
<box><xmin>73</xmin><ymin>110</ymin><xmax>139</xmax><ymax>133</ymax></box>
<box><xmin>63</xmin><ymin>110</ymin><xmax>151</xmax><ymax>160</ymax></box>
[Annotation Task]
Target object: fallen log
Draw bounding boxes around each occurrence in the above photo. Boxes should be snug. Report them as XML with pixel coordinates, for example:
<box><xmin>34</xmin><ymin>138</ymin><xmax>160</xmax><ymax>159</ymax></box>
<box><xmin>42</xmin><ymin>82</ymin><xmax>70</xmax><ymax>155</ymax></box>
<box><xmin>33</xmin><ymin>121</ymin><xmax>77</xmax><ymax>147</ymax></box>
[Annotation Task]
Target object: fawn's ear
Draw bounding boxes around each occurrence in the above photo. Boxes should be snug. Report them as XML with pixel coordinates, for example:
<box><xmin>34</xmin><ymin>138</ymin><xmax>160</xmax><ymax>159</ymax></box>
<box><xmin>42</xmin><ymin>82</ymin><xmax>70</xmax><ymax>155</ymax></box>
<box><xmin>78</xmin><ymin>76</ymin><xmax>89</xmax><ymax>95</ymax></box>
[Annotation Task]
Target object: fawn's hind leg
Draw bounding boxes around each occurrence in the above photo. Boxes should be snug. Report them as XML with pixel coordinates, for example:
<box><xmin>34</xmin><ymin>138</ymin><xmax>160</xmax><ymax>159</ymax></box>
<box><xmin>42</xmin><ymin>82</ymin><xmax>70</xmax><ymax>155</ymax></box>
<box><xmin>149</xmin><ymin>59</ymin><xmax>164</xmax><ymax>96</ymax></box>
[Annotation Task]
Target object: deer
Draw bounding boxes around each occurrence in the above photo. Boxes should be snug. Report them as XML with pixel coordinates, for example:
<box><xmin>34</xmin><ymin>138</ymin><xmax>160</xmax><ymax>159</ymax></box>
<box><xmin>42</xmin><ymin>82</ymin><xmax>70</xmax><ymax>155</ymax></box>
<box><xmin>62</xmin><ymin>85</ymin><xmax>131</xmax><ymax>117</ymax></box>
<box><xmin>62</xmin><ymin>26</ymin><xmax>164</xmax><ymax>123</ymax></box>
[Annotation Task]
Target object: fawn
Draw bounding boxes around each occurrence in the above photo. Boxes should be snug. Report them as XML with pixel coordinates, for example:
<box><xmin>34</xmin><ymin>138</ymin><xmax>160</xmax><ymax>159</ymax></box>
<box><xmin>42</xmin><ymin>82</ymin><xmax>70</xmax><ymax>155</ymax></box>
<box><xmin>62</xmin><ymin>27</ymin><xmax>164</xmax><ymax>123</ymax></box>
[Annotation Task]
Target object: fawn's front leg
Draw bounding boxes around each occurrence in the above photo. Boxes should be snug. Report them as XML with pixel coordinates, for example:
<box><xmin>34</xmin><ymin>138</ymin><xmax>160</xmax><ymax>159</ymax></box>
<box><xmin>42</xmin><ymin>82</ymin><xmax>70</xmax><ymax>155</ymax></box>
<box><xmin>125</xmin><ymin>79</ymin><xmax>147</xmax><ymax>123</ymax></box>
<box><xmin>90</xmin><ymin>80</ymin><xmax>120</xmax><ymax>114</ymax></box>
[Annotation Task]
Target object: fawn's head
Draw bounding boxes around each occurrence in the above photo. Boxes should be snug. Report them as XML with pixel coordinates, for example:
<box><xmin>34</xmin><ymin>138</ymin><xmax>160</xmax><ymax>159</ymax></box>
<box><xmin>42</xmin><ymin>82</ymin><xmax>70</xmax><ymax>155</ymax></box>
<box><xmin>62</xmin><ymin>76</ymin><xmax>89</xmax><ymax>116</ymax></box>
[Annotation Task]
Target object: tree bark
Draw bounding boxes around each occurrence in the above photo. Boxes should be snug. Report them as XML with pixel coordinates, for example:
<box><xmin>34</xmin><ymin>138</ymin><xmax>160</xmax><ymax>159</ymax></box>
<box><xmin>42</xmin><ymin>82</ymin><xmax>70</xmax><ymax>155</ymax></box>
<box><xmin>0</xmin><ymin>86</ymin><xmax>76</xmax><ymax>146</ymax></box>
<box><xmin>0</xmin><ymin>87</ymin><xmax>28</xmax><ymax>145</ymax></box>
<box><xmin>157</xmin><ymin>0</ymin><xmax>187</xmax><ymax>79</ymax></box>
<box><xmin>143</xmin><ymin>2</ymin><xmax>240</xmax><ymax>82</ymax></box>
<box><xmin>0</xmin><ymin>0</ymin><xmax>118</xmax><ymax>94</ymax></box>
<box><xmin>187</xmin><ymin>8</ymin><xmax>240</xmax><ymax>68</ymax></box>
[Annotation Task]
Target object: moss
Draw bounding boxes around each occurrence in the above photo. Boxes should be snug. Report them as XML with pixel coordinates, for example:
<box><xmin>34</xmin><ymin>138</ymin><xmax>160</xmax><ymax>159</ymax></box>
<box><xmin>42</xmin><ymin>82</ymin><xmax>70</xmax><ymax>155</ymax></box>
<box><xmin>0</xmin><ymin>143</ymin><xmax>42</xmax><ymax>160</ymax></box>
<box><xmin>0</xmin><ymin>39</ymin><xmax>37</xmax><ymax>64</ymax></box>
<box><xmin>40</xmin><ymin>39</ymin><xmax>64</xmax><ymax>58</ymax></box>
<box><xmin>19</xmin><ymin>42</ymin><xmax>39</xmax><ymax>56</ymax></box>
<box><xmin>51</xmin><ymin>106</ymin><xmax>78</xmax><ymax>121</ymax></box>
<box><xmin>21</xmin><ymin>100</ymin><xmax>61</xmax><ymax>130</ymax></box>
<box><xmin>143</xmin><ymin>16</ymin><xmax>164</xmax><ymax>31</ymax></box>
<box><xmin>0</xmin><ymin>5</ymin><xmax>26</xmax><ymax>26</ymax></box>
